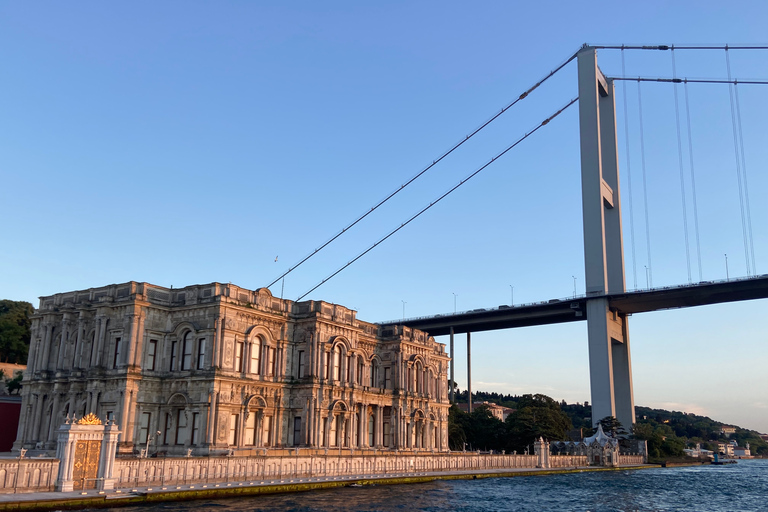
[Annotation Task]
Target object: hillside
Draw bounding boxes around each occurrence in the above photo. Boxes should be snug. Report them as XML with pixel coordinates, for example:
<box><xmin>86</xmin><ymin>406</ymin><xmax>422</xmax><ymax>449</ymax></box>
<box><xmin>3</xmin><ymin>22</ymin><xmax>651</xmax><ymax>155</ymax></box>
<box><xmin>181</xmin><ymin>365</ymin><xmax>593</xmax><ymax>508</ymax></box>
<box><xmin>459</xmin><ymin>390</ymin><xmax>767</xmax><ymax>457</ymax></box>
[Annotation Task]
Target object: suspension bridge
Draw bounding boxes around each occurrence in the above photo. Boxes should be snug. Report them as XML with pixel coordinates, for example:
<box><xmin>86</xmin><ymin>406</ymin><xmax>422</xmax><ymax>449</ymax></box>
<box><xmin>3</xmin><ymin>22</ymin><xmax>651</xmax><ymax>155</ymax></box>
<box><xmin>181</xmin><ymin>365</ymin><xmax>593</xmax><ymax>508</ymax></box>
<box><xmin>266</xmin><ymin>44</ymin><xmax>768</xmax><ymax>429</ymax></box>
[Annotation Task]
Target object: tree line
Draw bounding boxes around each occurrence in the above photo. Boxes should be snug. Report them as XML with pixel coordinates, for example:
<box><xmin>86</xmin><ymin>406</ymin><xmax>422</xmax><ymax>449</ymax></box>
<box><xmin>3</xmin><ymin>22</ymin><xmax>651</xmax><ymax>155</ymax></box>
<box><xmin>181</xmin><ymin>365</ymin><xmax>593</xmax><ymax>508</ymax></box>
<box><xmin>448</xmin><ymin>392</ymin><xmax>768</xmax><ymax>459</ymax></box>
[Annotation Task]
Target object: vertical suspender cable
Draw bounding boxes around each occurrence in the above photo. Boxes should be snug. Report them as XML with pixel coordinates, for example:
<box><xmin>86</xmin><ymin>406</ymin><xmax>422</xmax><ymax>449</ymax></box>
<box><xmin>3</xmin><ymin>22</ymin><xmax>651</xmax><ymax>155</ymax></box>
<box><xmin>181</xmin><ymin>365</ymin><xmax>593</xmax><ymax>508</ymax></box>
<box><xmin>621</xmin><ymin>49</ymin><xmax>638</xmax><ymax>289</ymax></box>
<box><xmin>683</xmin><ymin>81</ymin><xmax>703</xmax><ymax>282</ymax></box>
<box><xmin>672</xmin><ymin>48</ymin><xmax>692</xmax><ymax>283</ymax></box>
<box><xmin>637</xmin><ymin>80</ymin><xmax>653</xmax><ymax>288</ymax></box>
<box><xmin>733</xmin><ymin>81</ymin><xmax>757</xmax><ymax>274</ymax></box>
<box><xmin>725</xmin><ymin>47</ymin><xmax>752</xmax><ymax>276</ymax></box>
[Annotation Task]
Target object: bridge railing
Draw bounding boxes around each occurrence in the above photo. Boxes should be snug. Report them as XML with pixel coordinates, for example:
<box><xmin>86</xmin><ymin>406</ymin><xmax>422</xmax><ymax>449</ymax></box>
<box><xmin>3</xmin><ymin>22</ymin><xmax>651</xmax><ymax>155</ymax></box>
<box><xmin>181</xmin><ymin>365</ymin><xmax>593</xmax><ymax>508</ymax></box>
<box><xmin>380</xmin><ymin>274</ymin><xmax>768</xmax><ymax>326</ymax></box>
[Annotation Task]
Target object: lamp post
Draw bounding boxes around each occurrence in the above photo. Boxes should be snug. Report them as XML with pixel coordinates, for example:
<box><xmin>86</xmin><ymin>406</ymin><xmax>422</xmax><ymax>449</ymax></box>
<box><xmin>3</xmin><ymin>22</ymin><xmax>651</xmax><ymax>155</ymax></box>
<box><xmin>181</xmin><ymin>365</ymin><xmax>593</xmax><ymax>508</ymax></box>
<box><xmin>401</xmin><ymin>300</ymin><xmax>407</xmax><ymax>321</ymax></box>
<box><xmin>644</xmin><ymin>266</ymin><xmax>649</xmax><ymax>290</ymax></box>
<box><xmin>452</xmin><ymin>293</ymin><xmax>457</xmax><ymax>313</ymax></box>
<box><xmin>572</xmin><ymin>276</ymin><xmax>577</xmax><ymax>298</ymax></box>
<box><xmin>509</xmin><ymin>285</ymin><xmax>514</xmax><ymax>306</ymax></box>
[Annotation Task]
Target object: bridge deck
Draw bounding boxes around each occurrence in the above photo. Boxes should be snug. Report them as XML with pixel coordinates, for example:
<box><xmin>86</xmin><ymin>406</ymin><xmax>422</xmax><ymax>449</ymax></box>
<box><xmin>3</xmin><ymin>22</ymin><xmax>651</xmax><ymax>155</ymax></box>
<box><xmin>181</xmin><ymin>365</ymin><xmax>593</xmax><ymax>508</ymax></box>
<box><xmin>384</xmin><ymin>275</ymin><xmax>768</xmax><ymax>336</ymax></box>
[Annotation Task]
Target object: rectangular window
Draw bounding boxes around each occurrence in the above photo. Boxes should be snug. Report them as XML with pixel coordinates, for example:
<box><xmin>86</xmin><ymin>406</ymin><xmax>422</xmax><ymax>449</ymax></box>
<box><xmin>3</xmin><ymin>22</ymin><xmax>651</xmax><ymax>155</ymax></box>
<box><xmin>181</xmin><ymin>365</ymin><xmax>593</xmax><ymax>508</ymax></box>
<box><xmin>268</xmin><ymin>347</ymin><xmax>276</xmax><ymax>376</ymax></box>
<box><xmin>298</xmin><ymin>351</ymin><xmax>305</xmax><ymax>378</ymax></box>
<box><xmin>383</xmin><ymin>422</ymin><xmax>391</xmax><ymax>447</ymax></box>
<box><xmin>112</xmin><ymin>337</ymin><xmax>121</xmax><ymax>369</ymax></box>
<box><xmin>324</xmin><ymin>353</ymin><xmax>330</xmax><ymax>380</ymax></box>
<box><xmin>139</xmin><ymin>412</ymin><xmax>151</xmax><ymax>445</ymax></box>
<box><xmin>368</xmin><ymin>416</ymin><xmax>375</xmax><ymax>446</ymax></box>
<box><xmin>250</xmin><ymin>342</ymin><xmax>261</xmax><ymax>375</ymax></box>
<box><xmin>191</xmin><ymin>412</ymin><xmax>201</xmax><ymax>445</ymax></box>
<box><xmin>196</xmin><ymin>338</ymin><xmax>206</xmax><ymax>369</ymax></box>
<box><xmin>262</xmin><ymin>416</ymin><xmax>271</xmax><ymax>447</ymax></box>
<box><xmin>175</xmin><ymin>409</ymin><xmax>188</xmax><ymax>445</ymax></box>
<box><xmin>332</xmin><ymin>350</ymin><xmax>340</xmax><ymax>381</ymax></box>
<box><xmin>346</xmin><ymin>355</ymin><xmax>352</xmax><ymax>383</ymax></box>
<box><xmin>358</xmin><ymin>359</ymin><xmax>364</xmax><ymax>385</ymax></box>
<box><xmin>245</xmin><ymin>413</ymin><xmax>256</xmax><ymax>445</ymax></box>
<box><xmin>164</xmin><ymin>413</ymin><xmax>173</xmax><ymax>445</ymax></box>
<box><xmin>235</xmin><ymin>340</ymin><xmax>244</xmax><ymax>372</ymax></box>
<box><xmin>229</xmin><ymin>413</ymin><xmax>239</xmax><ymax>446</ymax></box>
<box><xmin>384</xmin><ymin>367</ymin><xmax>391</xmax><ymax>389</ymax></box>
<box><xmin>170</xmin><ymin>340</ymin><xmax>178</xmax><ymax>371</ymax></box>
<box><xmin>146</xmin><ymin>340</ymin><xmax>157</xmax><ymax>371</ymax></box>
<box><xmin>181</xmin><ymin>336</ymin><xmax>192</xmax><ymax>370</ymax></box>
<box><xmin>330</xmin><ymin>416</ymin><xmax>337</xmax><ymax>447</ymax></box>
<box><xmin>370</xmin><ymin>364</ymin><xmax>377</xmax><ymax>387</ymax></box>
<box><xmin>106</xmin><ymin>410</ymin><xmax>114</xmax><ymax>422</ymax></box>
<box><xmin>293</xmin><ymin>417</ymin><xmax>301</xmax><ymax>446</ymax></box>
<box><xmin>319</xmin><ymin>417</ymin><xmax>326</xmax><ymax>447</ymax></box>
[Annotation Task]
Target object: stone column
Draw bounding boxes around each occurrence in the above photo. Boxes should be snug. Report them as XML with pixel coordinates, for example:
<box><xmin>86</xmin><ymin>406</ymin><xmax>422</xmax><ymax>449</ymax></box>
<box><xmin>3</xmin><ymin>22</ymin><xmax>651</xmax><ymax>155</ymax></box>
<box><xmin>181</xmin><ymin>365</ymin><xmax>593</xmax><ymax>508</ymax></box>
<box><xmin>56</xmin><ymin>315</ymin><xmax>70</xmax><ymax>370</ymax></box>
<box><xmin>98</xmin><ymin>421</ymin><xmax>121</xmax><ymax>490</ymax></box>
<box><xmin>118</xmin><ymin>390</ymin><xmax>132</xmax><ymax>450</ymax></box>
<box><xmin>206</xmin><ymin>391</ymin><xmax>217</xmax><ymax>448</ymax></box>
<box><xmin>74</xmin><ymin>313</ymin><xmax>86</xmax><ymax>369</ymax></box>
<box><xmin>40</xmin><ymin>323</ymin><xmax>53</xmax><ymax>372</ymax></box>
<box><xmin>212</xmin><ymin>316</ymin><xmax>221</xmax><ymax>368</ymax></box>
<box><xmin>46</xmin><ymin>393</ymin><xmax>61</xmax><ymax>445</ymax></box>
<box><xmin>130</xmin><ymin>313</ymin><xmax>145</xmax><ymax>368</ymax></box>
<box><xmin>95</xmin><ymin>315</ymin><xmax>108</xmax><ymax>367</ymax></box>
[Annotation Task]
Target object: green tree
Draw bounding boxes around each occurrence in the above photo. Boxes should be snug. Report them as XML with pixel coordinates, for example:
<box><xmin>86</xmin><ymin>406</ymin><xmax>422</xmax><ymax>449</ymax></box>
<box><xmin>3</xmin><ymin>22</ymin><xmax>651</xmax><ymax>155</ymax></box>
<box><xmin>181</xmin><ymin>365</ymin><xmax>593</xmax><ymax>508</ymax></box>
<box><xmin>467</xmin><ymin>405</ymin><xmax>507</xmax><ymax>452</ymax></box>
<box><xmin>596</xmin><ymin>416</ymin><xmax>628</xmax><ymax>437</ymax></box>
<box><xmin>505</xmin><ymin>394</ymin><xmax>572</xmax><ymax>453</ymax></box>
<box><xmin>447</xmin><ymin>404</ymin><xmax>468</xmax><ymax>451</ymax></box>
<box><xmin>0</xmin><ymin>300</ymin><xmax>34</xmax><ymax>364</ymax></box>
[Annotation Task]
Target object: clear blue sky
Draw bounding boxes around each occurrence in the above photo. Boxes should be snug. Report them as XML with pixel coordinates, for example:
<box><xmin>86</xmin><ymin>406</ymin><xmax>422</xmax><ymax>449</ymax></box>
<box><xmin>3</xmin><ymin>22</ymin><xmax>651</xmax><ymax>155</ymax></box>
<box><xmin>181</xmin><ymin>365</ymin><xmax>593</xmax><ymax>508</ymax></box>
<box><xmin>2</xmin><ymin>2</ymin><xmax>767</xmax><ymax>432</ymax></box>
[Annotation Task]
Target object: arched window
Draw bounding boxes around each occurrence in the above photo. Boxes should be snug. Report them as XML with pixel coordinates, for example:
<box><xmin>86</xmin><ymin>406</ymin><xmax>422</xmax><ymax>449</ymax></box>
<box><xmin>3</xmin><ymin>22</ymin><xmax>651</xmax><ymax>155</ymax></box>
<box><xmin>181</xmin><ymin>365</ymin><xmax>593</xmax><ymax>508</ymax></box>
<box><xmin>250</xmin><ymin>338</ymin><xmax>261</xmax><ymax>375</ymax></box>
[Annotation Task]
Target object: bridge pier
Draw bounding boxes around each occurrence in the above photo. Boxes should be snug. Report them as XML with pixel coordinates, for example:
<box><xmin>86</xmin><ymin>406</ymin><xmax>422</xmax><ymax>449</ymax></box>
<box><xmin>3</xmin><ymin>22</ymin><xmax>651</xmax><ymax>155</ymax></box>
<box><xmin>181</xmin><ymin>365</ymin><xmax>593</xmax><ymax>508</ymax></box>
<box><xmin>467</xmin><ymin>331</ymin><xmax>472</xmax><ymax>413</ymax></box>
<box><xmin>585</xmin><ymin>298</ymin><xmax>634</xmax><ymax>429</ymax></box>
<box><xmin>578</xmin><ymin>46</ymin><xmax>636</xmax><ymax>429</ymax></box>
<box><xmin>449</xmin><ymin>326</ymin><xmax>455</xmax><ymax>403</ymax></box>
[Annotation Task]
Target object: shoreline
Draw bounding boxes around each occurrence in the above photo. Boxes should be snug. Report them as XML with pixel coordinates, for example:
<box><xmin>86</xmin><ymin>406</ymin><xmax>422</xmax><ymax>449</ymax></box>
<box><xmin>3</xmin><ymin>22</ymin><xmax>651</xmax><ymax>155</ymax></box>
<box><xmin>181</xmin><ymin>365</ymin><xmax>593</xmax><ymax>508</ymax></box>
<box><xmin>0</xmin><ymin>465</ymin><xmax>659</xmax><ymax>512</ymax></box>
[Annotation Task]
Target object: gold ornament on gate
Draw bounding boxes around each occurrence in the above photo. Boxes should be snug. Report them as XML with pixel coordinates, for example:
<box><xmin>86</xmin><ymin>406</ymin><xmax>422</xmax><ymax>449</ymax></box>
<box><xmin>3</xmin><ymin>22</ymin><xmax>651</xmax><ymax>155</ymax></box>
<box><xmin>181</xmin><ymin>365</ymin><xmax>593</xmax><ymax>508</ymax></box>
<box><xmin>77</xmin><ymin>413</ymin><xmax>102</xmax><ymax>425</ymax></box>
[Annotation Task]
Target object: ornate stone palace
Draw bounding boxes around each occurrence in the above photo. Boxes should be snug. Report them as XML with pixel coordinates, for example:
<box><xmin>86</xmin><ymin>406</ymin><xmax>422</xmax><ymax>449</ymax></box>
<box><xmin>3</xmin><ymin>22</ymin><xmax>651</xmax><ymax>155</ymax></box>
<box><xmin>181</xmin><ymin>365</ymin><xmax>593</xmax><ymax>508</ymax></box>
<box><xmin>13</xmin><ymin>282</ymin><xmax>450</xmax><ymax>455</ymax></box>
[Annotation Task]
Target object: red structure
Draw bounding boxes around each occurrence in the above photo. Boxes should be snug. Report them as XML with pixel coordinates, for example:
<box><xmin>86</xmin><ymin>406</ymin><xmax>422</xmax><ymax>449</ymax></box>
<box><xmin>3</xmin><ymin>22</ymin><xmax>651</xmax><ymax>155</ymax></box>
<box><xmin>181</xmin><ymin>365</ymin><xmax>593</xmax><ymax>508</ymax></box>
<box><xmin>0</xmin><ymin>396</ymin><xmax>21</xmax><ymax>452</ymax></box>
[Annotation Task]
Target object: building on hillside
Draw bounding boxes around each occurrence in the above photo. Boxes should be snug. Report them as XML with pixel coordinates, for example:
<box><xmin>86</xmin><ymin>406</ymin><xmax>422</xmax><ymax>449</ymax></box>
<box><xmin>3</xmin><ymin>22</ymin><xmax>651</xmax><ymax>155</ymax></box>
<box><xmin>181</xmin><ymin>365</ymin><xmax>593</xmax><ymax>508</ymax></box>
<box><xmin>13</xmin><ymin>282</ymin><xmax>451</xmax><ymax>456</ymax></box>
<box><xmin>720</xmin><ymin>425</ymin><xmax>737</xmax><ymax>437</ymax></box>
<box><xmin>457</xmin><ymin>402</ymin><xmax>514</xmax><ymax>421</ymax></box>
<box><xmin>683</xmin><ymin>443</ymin><xmax>714</xmax><ymax>458</ymax></box>
<box><xmin>733</xmin><ymin>443</ymin><xmax>751</xmax><ymax>457</ymax></box>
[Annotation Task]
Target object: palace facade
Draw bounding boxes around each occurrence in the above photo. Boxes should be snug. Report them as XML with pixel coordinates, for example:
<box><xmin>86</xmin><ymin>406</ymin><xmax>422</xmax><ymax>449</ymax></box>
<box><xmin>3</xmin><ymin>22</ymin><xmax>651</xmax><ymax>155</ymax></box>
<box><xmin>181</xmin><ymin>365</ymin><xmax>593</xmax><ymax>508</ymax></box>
<box><xmin>14</xmin><ymin>282</ymin><xmax>450</xmax><ymax>455</ymax></box>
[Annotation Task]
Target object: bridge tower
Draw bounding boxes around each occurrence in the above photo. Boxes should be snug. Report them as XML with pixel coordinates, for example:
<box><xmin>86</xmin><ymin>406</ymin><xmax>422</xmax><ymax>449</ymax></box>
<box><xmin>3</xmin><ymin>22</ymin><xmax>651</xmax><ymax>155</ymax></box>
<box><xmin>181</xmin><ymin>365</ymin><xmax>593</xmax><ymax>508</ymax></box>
<box><xmin>577</xmin><ymin>46</ymin><xmax>635</xmax><ymax>429</ymax></box>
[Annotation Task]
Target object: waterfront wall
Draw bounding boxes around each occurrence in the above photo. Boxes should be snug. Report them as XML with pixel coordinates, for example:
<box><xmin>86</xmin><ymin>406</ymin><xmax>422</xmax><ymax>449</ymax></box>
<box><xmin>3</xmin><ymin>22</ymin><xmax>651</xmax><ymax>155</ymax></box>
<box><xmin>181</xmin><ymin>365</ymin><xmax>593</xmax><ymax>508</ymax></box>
<box><xmin>110</xmin><ymin>452</ymin><xmax>542</xmax><ymax>488</ymax></box>
<box><xmin>0</xmin><ymin>458</ymin><xmax>59</xmax><ymax>493</ymax></box>
<box><xmin>0</xmin><ymin>451</ymin><xmax>600</xmax><ymax>493</ymax></box>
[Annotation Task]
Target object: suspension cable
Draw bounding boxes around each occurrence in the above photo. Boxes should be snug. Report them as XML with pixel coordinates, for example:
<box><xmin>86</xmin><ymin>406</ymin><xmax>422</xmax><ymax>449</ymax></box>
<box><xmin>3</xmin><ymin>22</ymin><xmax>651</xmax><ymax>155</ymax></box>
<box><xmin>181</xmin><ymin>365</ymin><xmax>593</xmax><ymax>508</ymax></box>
<box><xmin>296</xmin><ymin>97</ymin><xmax>579</xmax><ymax>301</ymax></box>
<box><xmin>672</xmin><ymin>48</ymin><xmax>692</xmax><ymax>283</ymax></box>
<box><xmin>637</xmin><ymin>80</ymin><xmax>653</xmax><ymax>289</ymax></box>
<box><xmin>733</xmin><ymin>80</ymin><xmax>757</xmax><ymax>274</ymax></box>
<box><xmin>265</xmin><ymin>49</ymin><xmax>581</xmax><ymax>290</ymax></box>
<box><xmin>725</xmin><ymin>48</ymin><xmax>752</xmax><ymax>276</ymax></box>
<box><xmin>683</xmin><ymin>81</ymin><xmax>703</xmax><ymax>282</ymax></box>
<box><xmin>621</xmin><ymin>49</ymin><xmax>638</xmax><ymax>289</ymax></box>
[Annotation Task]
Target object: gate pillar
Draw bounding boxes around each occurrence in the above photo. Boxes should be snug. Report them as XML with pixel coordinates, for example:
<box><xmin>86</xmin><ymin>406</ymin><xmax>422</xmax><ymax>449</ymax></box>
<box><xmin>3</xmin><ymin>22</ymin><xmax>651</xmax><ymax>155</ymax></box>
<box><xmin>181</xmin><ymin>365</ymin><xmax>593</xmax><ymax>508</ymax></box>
<box><xmin>55</xmin><ymin>414</ymin><xmax>121</xmax><ymax>492</ymax></box>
